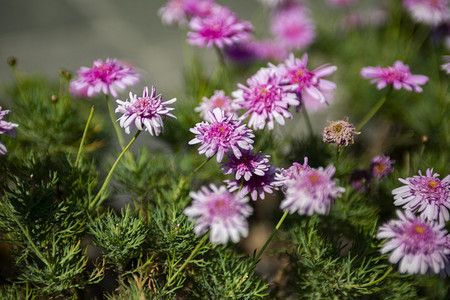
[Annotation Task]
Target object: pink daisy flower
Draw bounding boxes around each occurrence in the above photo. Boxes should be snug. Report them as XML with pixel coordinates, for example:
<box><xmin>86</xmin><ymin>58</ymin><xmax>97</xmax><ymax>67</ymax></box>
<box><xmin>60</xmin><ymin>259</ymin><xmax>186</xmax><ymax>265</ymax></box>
<box><xmin>274</xmin><ymin>157</ymin><xmax>311</xmax><ymax>188</ymax></box>
<box><xmin>115</xmin><ymin>86</ymin><xmax>176</xmax><ymax>135</ymax></box>
<box><xmin>361</xmin><ymin>61</ymin><xmax>429</xmax><ymax>92</ymax></box>
<box><xmin>270</xmin><ymin>1</ymin><xmax>316</xmax><ymax>51</ymax></box>
<box><xmin>393</xmin><ymin>168</ymin><xmax>450</xmax><ymax>224</ymax></box>
<box><xmin>158</xmin><ymin>0</ymin><xmax>217</xmax><ymax>26</ymax></box>
<box><xmin>220</xmin><ymin>149</ymin><xmax>271</xmax><ymax>181</ymax></box>
<box><xmin>232</xmin><ymin>67</ymin><xmax>299</xmax><ymax>130</ymax></box>
<box><xmin>377</xmin><ymin>210</ymin><xmax>450</xmax><ymax>276</ymax></box>
<box><xmin>187</xmin><ymin>6</ymin><xmax>253</xmax><ymax>49</ymax></box>
<box><xmin>250</xmin><ymin>39</ymin><xmax>289</xmax><ymax>62</ymax></box>
<box><xmin>0</xmin><ymin>107</ymin><xmax>19</xmax><ymax>155</ymax></box>
<box><xmin>226</xmin><ymin>164</ymin><xmax>279</xmax><ymax>201</ymax></box>
<box><xmin>189</xmin><ymin>108</ymin><xmax>254</xmax><ymax>162</ymax></box>
<box><xmin>70</xmin><ymin>58</ymin><xmax>140</xmax><ymax>99</ymax></box>
<box><xmin>403</xmin><ymin>0</ymin><xmax>450</xmax><ymax>26</ymax></box>
<box><xmin>280</xmin><ymin>165</ymin><xmax>345</xmax><ymax>215</ymax></box>
<box><xmin>370</xmin><ymin>155</ymin><xmax>395</xmax><ymax>179</ymax></box>
<box><xmin>184</xmin><ymin>184</ymin><xmax>253</xmax><ymax>244</ymax></box>
<box><xmin>194</xmin><ymin>90</ymin><xmax>240</xmax><ymax>122</ymax></box>
<box><xmin>275</xmin><ymin>53</ymin><xmax>337</xmax><ymax>111</ymax></box>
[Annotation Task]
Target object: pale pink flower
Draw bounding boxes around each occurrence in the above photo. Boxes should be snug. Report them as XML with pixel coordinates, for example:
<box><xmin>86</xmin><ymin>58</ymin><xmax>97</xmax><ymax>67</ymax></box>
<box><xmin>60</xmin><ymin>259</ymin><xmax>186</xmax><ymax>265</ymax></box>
<box><xmin>232</xmin><ymin>67</ymin><xmax>299</xmax><ymax>130</ymax></box>
<box><xmin>158</xmin><ymin>0</ymin><xmax>217</xmax><ymax>26</ymax></box>
<box><xmin>403</xmin><ymin>0</ymin><xmax>450</xmax><ymax>26</ymax></box>
<box><xmin>280</xmin><ymin>165</ymin><xmax>345</xmax><ymax>215</ymax></box>
<box><xmin>275</xmin><ymin>53</ymin><xmax>337</xmax><ymax>111</ymax></box>
<box><xmin>187</xmin><ymin>6</ymin><xmax>253</xmax><ymax>49</ymax></box>
<box><xmin>250</xmin><ymin>39</ymin><xmax>289</xmax><ymax>62</ymax></box>
<box><xmin>195</xmin><ymin>90</ymin><xmax>240</xmax><ymax>121</ymax></box>
<box><xmin>189</xmin><ymin>108</ymin><xmax>254</xmax><ymax>162</ymax></box>
<box><xmin>115</xmin><ymin>86</ymin><xmax>176</xmax><ymax>135</ymax></box>
<box><xmin>70</xmin><ymin>58</ymin><xmax>139</xmax><ymax>99</ymax></box>
<box><xmin>441</xmin><ymin>56</ymin><xmax>450</xmax><ymax>74</ymax></box>
<box><xmin>393</xmin><ymin>168</ymin><xmax>450</xmax><ymax>224</ymax></box>
<box><xmin>184</xmin><ymin>184</ymin><xmax>253</xmax><ymax>244</ymax></box>
<box><xmin>274</xmin><ymin>157</ymin><xmax>311</xmax><ymax>189</ymax></box>
<box><xmin>0</xmin><ymin>107</ymin><xmax>19</xmax><ymax>155</ymax></box>
<box><xmin>377</xmin><ymin>210</ymin><xmax>450</xmax><ymax>276</ymax></box>
<box><xmin>361</xmin><ymin>61</ymin><xmax>429</xmax><ymax>92</ymax></box>
<box><xmin>270</xmin><ymin>1</ymin><xmax>316</xmax><ymax>51</ymax></box>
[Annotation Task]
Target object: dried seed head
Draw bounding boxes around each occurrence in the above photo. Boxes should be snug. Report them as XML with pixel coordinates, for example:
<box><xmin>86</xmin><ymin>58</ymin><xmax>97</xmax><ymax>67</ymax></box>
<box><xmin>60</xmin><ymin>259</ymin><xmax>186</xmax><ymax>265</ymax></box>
<box><xmin>322</xmin><ymin>117</ymin><xmax>360</xmax><ymax>150</ymax></box>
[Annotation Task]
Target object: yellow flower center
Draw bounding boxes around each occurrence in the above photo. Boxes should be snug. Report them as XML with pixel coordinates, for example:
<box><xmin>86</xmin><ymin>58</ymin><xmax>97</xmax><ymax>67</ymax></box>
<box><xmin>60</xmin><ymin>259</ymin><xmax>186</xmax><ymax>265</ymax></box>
<box><xmin>428</xmin><ymin>180</ymin><xmax>438</xmax><ymax>188</ymax></box>
<box><xmin>414</xmin><ymin>225</ymin><xmax>425</xmax><ymax>234</ymax></box>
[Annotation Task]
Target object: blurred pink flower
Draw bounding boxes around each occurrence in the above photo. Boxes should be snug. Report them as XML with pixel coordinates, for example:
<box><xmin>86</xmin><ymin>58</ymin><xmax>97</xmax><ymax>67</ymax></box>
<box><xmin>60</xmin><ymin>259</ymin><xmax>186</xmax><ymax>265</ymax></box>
<box><xmin>370</xmin><ymin>155</ymin><xmax>395</xmax><ymax>179</ymax></box>
<box><xmin>403</xmin><ymin>0</ymin><xmax>450</xmax><ymax>26</ymax></box>
<box><xmin>187</xmin><ymin>6</ymin><xmax>253</xmax><ymax>49</ymax></box>
<box><xmin>195</xmin><ymin>90</ymin><xmax>240</xmax><ymax>121</ymax></box>
<box><xmin>232</xmin><ymin>67</ymin><xmax>299</xmax><ymax>130</ymax></box>
<box><xmin>184</xmin><ymin>184</ymin><xmax>253</xmax><ymax>244</ymax></box>
<box><xmin>158</xmin><ymin>0</ymin><xmax>217</xmax><ymax>26</ymax></box>
<box><xmin>270</xmin><ymin>1</ymin><xmax>316</xmax><ymax>51</ymax></box>
<box><xmin>327</xmin><ymin>0</ymin><xmax>355</xmax><ymax>6</ymax></box>
<box><xmin>361</xmin><ymin>61</ymin><xmax>429</xmax><ymax>92</ymax></box>
<box><xmin>0</xmin><ymin>107</ymin><xmax>19</xmax><ymax>155</ymax></box>
<box><xmin>70</xmin><ymin>58</ymin><xmax>140</xmax><ymax>98</ymax></box>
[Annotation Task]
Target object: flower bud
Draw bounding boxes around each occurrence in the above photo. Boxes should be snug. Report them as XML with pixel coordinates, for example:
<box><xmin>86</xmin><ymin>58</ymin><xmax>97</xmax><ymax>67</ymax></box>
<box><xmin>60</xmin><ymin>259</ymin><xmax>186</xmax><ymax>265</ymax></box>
<box><xmin>7</xmin><ymin>56</ymin><xmax>16</xmax><ymax>67</ymax></box>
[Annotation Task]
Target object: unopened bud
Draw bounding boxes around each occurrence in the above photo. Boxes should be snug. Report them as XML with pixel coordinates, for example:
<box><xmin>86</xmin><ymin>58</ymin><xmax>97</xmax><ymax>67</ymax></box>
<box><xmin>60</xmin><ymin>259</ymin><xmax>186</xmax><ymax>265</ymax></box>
<box><xmin>7</xmin><ymin>56</ymin><xmax>16</xmax><ymax>67</ymax></box>
<box><xmin>51</xmin><ymin>94</ymin><xmax>58</xmax><ymax>103</ymax></box>
<box><xmin>58</xmin><ymin>68</ymin><xmax>72</xmax><ymax>81</ymax></box>
<box><xmin>421</xmin><ymin>135</ymin><xmax>428</xmax><ymax>144</ymax></box>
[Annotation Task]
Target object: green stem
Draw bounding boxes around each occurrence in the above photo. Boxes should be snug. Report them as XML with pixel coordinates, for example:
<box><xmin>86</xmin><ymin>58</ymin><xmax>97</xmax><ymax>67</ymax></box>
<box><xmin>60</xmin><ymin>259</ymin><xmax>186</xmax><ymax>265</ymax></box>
<box><xmin>302</xmin><ymin>106</ymin><xmax>314</xmax><ymax>139</ymax></box>
<box><xmin>75</xmin><ymin>105</ymin><xmax>95</xmax><ymax>168</ymax></box>
<box><xmin>106</xmin><ymin>95</ymin><xmax>126</xmax><ymax>150</ymax></box>
<box><xmin>356</xmin><ymin>86</ymin><xmax>392</xmax><ymax>132</ymax></box>
<box><xmin>2</xmin><ymin>204</ymin><xmax>51</xmax><ymax>269</ymax></box>
<box><xmin>9</xmin><ymin>65</ymin><xmax>29</xmax><ymax>103</ymax></box>
<box><xmin>165</xmin><ymin>234</ymin><xmax>209</xmax><ymax>288</ymax></box>
<box><xmin>253</xmin><ymin>210</ymin><xmax>289</xmax><ymax>264</ymax></box>
<box><xmin>349</xmin><ymin>266</ymin><xmax>393</xmax><ymax>288</ymax></box>
<box><xmin>174</xmin><ymin>157</ymin><xmax>212</xmax><ymax>201</ymax></box>
<box><xmin>214</xmin><ymin>46</ymin><xmax>226</xmax><ymax>67</ymax></box>
<box><xmin>335</xmin><ymin>146</ymin><xmax>341</xmax><ymax>168</ymax></box>
<box><xmin>89</xmin><ymin>130</ymin><xmax>141</xmax><ymax>210</ymax></box>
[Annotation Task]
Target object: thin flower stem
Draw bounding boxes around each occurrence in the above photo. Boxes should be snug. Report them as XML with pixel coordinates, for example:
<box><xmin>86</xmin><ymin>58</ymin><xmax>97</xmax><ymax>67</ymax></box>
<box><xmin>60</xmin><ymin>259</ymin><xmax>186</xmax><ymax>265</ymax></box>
<box><xmin>253</xmin><ymin>210</ymin><xmax>289</xmax><ymax>264</ymax></box>
<box><xmin>75</xmin><ymin>105</ymin><xmax>95</xmax><ymax>168</ymax></box>
<box><xmin>164</xmin><ymin>233</ymin><xmax>209</xmax><ymax>288</ymax></box>
<box><xmin>9</xmin><ymin>65</ymin><xmax>29</xmax><ymax>103</ymax></box>
<box><xmin>2</xmin><ymin>203</ymin><xmax>52</xmax><ymax>269</ymax></box>
<box><xmin>356</xmin><ymin>86</ymin><xmax>393</xmax><ymax>131</ymax></box>
<box><xmin>335</xmin><ymin>146</ymin><xmax>341</xmax><ymax>168</ymax></box>
<box><xmin>89</xmin><ymin>130</ymin><xmax>141</xmax><ymax>211</ymax></box>
<box><xmin>174</xmin><ymin>157</ymin><xmax>212</xmax><ymax>201</ymax></box>
<box><xmin>214</xmin><ymin>46</ymin><xmax>226</xmax><ymax>67</ymax></box>
<box><xmin>106</xmin><ymin>95</ymin><xmax>126</xmax><ymax>150</ymax></box>
<box><xmin>302</xmin><ymin>106</ymin><xmax>314</xmax><ymax>138</ymax></box>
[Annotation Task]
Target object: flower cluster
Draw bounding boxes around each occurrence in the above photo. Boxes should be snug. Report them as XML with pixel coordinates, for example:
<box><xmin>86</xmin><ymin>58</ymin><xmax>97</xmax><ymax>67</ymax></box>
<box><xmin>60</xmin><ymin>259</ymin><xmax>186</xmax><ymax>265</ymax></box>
<box><xmin>115</xmin><ymin>86</ymin><xmax>177</xmax><ymax>135</ymax></box>
<box><xmin>393</xmin><ymin>168</ymin><xmax>450</xmax><ymax>224</ymax></box>
<box><xmin>0</xmin><ymin>107</ymin><xmax>19</xmax><ymax>155</ymax></box>
<box><xmin>361</xmin><ymin>61</ymin><xmax>429</xmax><ymax>92</ymax></box>
<box><xmin>232</xmin><ymin>67</ymin><xmax>299</xmax><ymax>130</ymax></box>
<box><xmin>189</xmin><ymin>108</ymin><xmax>254</xmax><ymax>162</ymax></box>
<box><xmin>184</xmin><ymin>184</ymin><xmax>253</xmax><ymax>244</ymax></box>
<box><xmin>70</xmin><ymin>58</ymin><xmax>140</xmax><ymax>98</ymax></box>
<box><xmin>322</xmin><ymin>117</ymin><xmax>360</xmax><ymax>150</ymax></box>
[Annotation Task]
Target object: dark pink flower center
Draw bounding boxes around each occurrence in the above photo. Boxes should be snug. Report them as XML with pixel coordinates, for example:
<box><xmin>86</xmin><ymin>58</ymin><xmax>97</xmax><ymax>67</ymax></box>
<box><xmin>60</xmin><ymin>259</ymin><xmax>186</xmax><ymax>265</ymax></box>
<box><xmin>289</xmin><ymin>68</ymin><xmax>314</xmax><ymax>88</ymax></box>
<box><xmin>134</xmin><ymin>97</ymin><xmax>160</xmax><ymax>115</ymax></box>
<box><xmin>208</xmin><ymin>197</ymin><xmax>235</xmax><ymax>218</ymax></box>
<box><xmin>383</xmin><ymin>68</ymin><xmax>407</xmax><ymax>83</ymax></box>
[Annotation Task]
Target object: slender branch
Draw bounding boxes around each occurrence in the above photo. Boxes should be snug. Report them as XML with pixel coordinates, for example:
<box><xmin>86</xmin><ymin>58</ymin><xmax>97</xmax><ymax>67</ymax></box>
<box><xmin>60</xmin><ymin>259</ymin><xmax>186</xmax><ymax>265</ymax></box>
<box><xmin>89</xmin><ymin>130</ymin><xmax>141</xmax><ymax>210</ymax></box>
<box><xmin>173</xmin><ymin>157</ymin><xmax>212</xmax><ymax>201</ymax></box>
<box><xmin>356</xmin><ymin>86</ymin><xmax>393</xmax><ymax>131</ymax></box>
<box><xmin>302</xmin><ymin>106</ymin><xmax>314</xmax><ymax>139</ymax></box>
<box><xmin>75</xmin><ymin>105</ymin><xmax>95</xmax><ymax>168</ymax></box>
<box><xmin>106</xmin><ymin>95</ymin><xmax>126</xmax><ymax>150</ymax></box>
<box><xmin>348</xmin><ymin>266</ymin><xmax>393</xmax><ymax>288</ymax></box>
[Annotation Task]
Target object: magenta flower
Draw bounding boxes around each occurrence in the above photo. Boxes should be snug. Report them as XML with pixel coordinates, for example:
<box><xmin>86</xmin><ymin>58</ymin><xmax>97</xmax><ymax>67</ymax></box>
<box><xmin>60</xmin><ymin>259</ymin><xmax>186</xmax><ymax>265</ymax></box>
<box><xmin>189</xmin><ymin>108</ymin><xmax>254</xmax><ymax>162</ymax></box>
<box><xmin>187</xmin><ymin>6</ymin><xmax>253</xmax><ymax>49</ymax></box>
<box><xmin>115</xmin><ymin>86</ymin><xmax>176</xmax><ymax>135</ymax></box>
<box><xmin>226</xmin><ymin>164</ymin><xmax>279</xmax><ymax>201</ymax></box>
<box><xmin>403</xmin><ymin>0</ymin><xmax>450</xmax><ymax>26</ymax></box>
<box><xmin>377</xmin><ymin>210</ymin><xmax>450</xmax><ymax>276</ymax></box>
<box><xmin>232</xmin><ymin>67</ymin><xmax>299</xmax><ymax>130</ymax></box>
<box><xmin>393</xmin><ymin>168</ymin><xmax>450</xmax><ymax>224</ymax></box>
<box><xmin>250</xmin><ymin>39</ymin><xmax>289</xmax><ymax>62</ymax></box>
<box><xmin>361</xmin><ymin>61</ymin><xmax>429</xmax><ymax>92</ymax></box>
<box><xmin>370</xmin><ymin>155</ymin><xmax>395</xmax><ymax>179</ymax></box>
<box><xmin>194</xmin><ymin>90</ymin><xmax>240</xmax><ymax>122</ymax></box>
<box><xmin>274</xmin><ymin>157</ymin><xmax>311</xmax><ymax>188</ymax></box>
<box><xmin>220</xmin><ymin>149</ymin><xmax>271</xmax><ymax>181</ymax></box>
<box><xmin>270</xmin><ymin>1</ymin><xmax>316</xmax><ymax>51</ymax></box>
<box><xmin>70</xmin><ymin>58</ymin><xmax>140</xmax><ymax>98</ymax></box>
<box><xmin>275</xmin><ymin>53</ymin><xmax>337</xmax><ymax>111</ymax></box>
<box><xmin>184</xmin><ymin>184</ymin><xmax>253</xmax><ymax>244</ymax></box>
<box><xmin>0</xmin><ymin>107</ymin><xmax>19</xmax><ymax>155</ymax></box>
<box><xmin>280</xmin><ymin>165</ymin><xmax>345</xmax><ymax>215</ymax></box>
